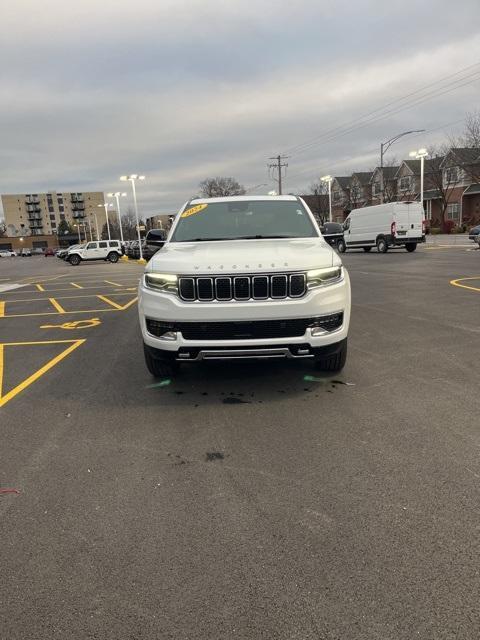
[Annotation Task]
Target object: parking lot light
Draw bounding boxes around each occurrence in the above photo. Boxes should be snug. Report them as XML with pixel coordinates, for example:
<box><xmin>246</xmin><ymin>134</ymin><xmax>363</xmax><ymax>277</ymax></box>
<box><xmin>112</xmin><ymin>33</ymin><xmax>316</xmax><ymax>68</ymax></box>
<box><xmin>108</xmin><ymin>192</ymin><xmax>127</xmax><ymax>243</ymax></box>
<box><xmin>120</xmin><ymin>175</ymin><xmax>146</xmax><ymax>260</ymax></box>
<box><xmin>409</xmin><ymin>148</ymin><xmax>429</xmax><ymax>215</ymax></box>
<box><xmin>98</xmin><ymin>203</ymin><xmax>113</xmax><ymax>240</ymax></box>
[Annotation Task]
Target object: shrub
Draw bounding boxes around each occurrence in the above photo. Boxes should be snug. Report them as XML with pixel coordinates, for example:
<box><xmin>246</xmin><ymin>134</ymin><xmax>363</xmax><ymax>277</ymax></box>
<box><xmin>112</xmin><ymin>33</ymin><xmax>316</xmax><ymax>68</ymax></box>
<box><xmin>443</xmin><ymin>220</ymin><xmax>455</xmax><ymax>234</ymax></box>
<box><xmin>430</xmin><ymin>227</ymin><xmax>442</xmax><ymax>235</ymax></box>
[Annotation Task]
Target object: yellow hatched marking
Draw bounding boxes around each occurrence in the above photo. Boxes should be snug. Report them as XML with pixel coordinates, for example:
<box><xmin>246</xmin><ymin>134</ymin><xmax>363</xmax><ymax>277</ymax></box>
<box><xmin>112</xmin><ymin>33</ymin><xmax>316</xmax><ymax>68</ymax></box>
<box><xmin>49</xmin><ymin>298</ymin><xmax>66</xmax><ymax>314</ymax></box>
<box><xmin>0</xmin><ymin>339</ymin><xmax>85</xmax><ymax>409</ymax></box>
<box><xmin>104</xmin><ymin>280</ymin><xmax>122</xmax><ymax>287</ymax></box>
<box><xmin>0</xmin><ymin>302</ymin><xmax>5</xmax><ymax>318</ymax></box>
<box><xmin>70</xmin><ymin>282</ymin><xmax>83</xmax><ymax>289</ymax></box>
<box><xmin>97</xmin><ymin>295</ymin><xmax>124</xmax><ymax>310</ymax></box>
<box><xmin>36</xmin><ymin>284</ymin><xmax>45</xmax><ymax>291</ymax></box>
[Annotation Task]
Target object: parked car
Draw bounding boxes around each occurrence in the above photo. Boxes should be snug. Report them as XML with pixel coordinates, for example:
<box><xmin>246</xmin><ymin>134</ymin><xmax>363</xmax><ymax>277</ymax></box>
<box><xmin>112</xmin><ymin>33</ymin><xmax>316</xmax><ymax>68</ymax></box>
<box><xmin>44</xmin><ymin>247</ymin><xmax>55</xmax><ymax>257</ymax></box>
<box><xmin>320</xmin><ymin>222</ymin><xmax>344</xmax><ymax>248</ymax></box>
<box><xmin>337</xmin><ymin>202</ymin><xmax>425</xmax><ymax>253</ymax></box>
<box><xmin>468</xmin><ymin>224</ymin><xmax>480</xmax><ymax>241</ymax></box>
<box><xmin>57</xmin><ymin>244</ymin><xmax>81</xmax><ymax>259</ymax></box>
<box><xmin>0</xmin><ymin>249</ymin><xmax>17</xmax><ymax>257</ymax></box>
<box><xmin>20</xmin><ymin>248</ymin><xmax>32</xmax><ymax>256</ymax></box>
<box><xmin>127</xmin><ymin>241</ymin><xmax>138</xmax><ymax>258</ymax></box>
<box><xmin>139</xmin><ymin>195</ymin><xmax>351</xmax><ymax>377</ymax></box>
<box><xmin>67</xmin><ymin>240</ymin><xmax>122</xmax><ymax>265</ymax></box>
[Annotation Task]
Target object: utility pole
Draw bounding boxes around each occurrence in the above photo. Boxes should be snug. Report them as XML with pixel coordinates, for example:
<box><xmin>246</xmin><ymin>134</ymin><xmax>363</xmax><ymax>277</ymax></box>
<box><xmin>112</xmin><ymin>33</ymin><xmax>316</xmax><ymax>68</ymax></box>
<box><xmin>268</xmin><ymin>155</ymin><xmax>289</xmax><ymax>195</ymax></box>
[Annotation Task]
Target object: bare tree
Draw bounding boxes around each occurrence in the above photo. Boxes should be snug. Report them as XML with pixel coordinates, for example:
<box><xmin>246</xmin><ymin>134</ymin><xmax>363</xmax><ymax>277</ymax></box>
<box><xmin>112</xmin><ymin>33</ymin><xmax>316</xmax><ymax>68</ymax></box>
<box><xmin>458</xmin><ymin>110</ymin><xmax>480</xmax><ymax>148</ymax></box>
<box><xmin>0</xmin><ymin>221</ymin><xmax>6</xmax><ymax>237</ymax></box>
<box><xmin>308</xmin><ymin>181</ymin><xmax>330</xmax><ymax>223</ymax></box>
<box><xmin>426</xmin><ymin>146</ymin><xmax>461</xmax><ymax>228</ymax></box>
<box><xmin>120</xmin><ymin>207</ymin><xmax>144</xmax><ymax>240</ymax></box>
<box><xmin>199</xmin><ymin>177</ymin><xmax>246</xmax><ymax>198</ymax></box>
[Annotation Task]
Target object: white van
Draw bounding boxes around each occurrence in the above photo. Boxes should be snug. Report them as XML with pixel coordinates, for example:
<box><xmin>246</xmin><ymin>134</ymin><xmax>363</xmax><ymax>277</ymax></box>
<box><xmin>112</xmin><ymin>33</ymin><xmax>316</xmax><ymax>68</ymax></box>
<box><xmin>337</xmin><ymin>202</ymin><xmax>425</xmax><ymax>253</ymax></box>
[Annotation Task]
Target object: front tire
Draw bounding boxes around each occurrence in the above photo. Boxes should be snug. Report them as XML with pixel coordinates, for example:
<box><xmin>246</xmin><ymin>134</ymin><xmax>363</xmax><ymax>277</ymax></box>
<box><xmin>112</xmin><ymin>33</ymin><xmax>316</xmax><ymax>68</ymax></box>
<box><xmin>143</xmin><ymin>344</ymin><xmax>178</xmax><ymax>378</ymax></box>
<box><xmin>69</xmin><ymin>254</ymin><xmax>81</xmax><ymax>265</ymax></box>
<box><xmin>376</xmin><ymin>237</ymin><xmax>388</xmax><ymax>253</ymax></box>
<box><xmin>314</xmin><ymin>339</ymin><xmax>347</xmax><ymax>373</ymax></box>
<box><xmin>108</xmin><ymin>252</ymin><xmax>119</xmax><ymax>263</ymax></box>
<box><xmin>336</xmin><ymin>238</ymin><xmax>346</xmax><ymax>253</ymax></box>
<box><xmin>405</xmin><ymin>243</ymin><xmax>417</xmax><ymax>252</ymax></box>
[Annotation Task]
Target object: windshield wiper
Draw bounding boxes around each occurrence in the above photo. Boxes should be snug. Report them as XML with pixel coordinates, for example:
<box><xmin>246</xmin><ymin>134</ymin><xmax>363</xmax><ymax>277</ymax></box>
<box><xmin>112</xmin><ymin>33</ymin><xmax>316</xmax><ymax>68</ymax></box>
<box><xmin>177</xmin><ymin>237</ymin><xmax>232</xmax><ymax>242</ymax></box>
<box><xmin>177</xmin><ymin>235</ymin><xmax>294</xmax><ymax>242</ymax></box>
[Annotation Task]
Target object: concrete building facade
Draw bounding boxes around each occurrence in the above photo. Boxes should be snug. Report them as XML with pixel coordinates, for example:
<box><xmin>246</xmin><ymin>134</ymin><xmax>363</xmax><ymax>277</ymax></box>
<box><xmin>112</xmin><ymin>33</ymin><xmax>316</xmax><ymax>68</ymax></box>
<box><xmin>1</xmin><ymin>190</ymin><xmax>106</xmax><ymax>238</ymax></box>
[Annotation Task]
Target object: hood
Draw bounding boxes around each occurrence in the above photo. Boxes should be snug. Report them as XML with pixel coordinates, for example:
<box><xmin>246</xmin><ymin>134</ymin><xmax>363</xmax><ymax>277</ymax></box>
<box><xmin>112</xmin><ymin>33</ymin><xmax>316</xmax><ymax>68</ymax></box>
<box><xmin>147</xmin><ymin>238</ymin><xmax>338</xmax><ymax>275</ymax></box>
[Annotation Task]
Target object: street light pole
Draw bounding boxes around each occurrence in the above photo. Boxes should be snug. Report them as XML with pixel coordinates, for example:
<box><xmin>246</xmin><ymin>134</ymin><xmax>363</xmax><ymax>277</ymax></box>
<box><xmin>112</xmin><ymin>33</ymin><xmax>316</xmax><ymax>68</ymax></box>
<box><xmin>321</xmin><ymin>175</ymin><xmax>333</xmax><ymax>223</ymax></box>
<box><xmin>108</xmin><ymin>192</ymin><xmax>127</xmax><ymax>243</ymax></box>
<box><xmin>93</xmin><ymin>214</ymin><xmax>100</xmax><ymax>241</ymax></box>
<box><xmin>75</xmin><ymin>223</ymin><xmax>81</xmax><ymax>243</ymax></box>
<box><xmin>87</xmin><ymin>218</ymin><xmax>93</xmax><ymax>241</ymax></box>
<box><xmin>409</xmin><ymin>148</ymin><xmax>429</xmax><ymax>216</ymax></box>
<box><xmin>120</xmin><ymin>175</ymin><xmax>145</xmax><ymax>260</ymax></box>
<box><xmin>380</xmin><ymin>129</ymin><xmax>425</xmax><ymax>202</ymax></box>
<box><xmin>98</xmin><ymin>203</ymin><xmax>112</xmax><ymax>240</ymax></box>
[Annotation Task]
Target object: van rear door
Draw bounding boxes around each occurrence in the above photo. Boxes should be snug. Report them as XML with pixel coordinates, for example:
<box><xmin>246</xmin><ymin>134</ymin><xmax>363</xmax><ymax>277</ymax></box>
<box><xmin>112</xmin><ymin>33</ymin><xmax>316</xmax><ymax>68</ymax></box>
<box><xmin>394</xmin><ymin>203</ymin><xmax>423</xmax><ymax>239</ymax></box>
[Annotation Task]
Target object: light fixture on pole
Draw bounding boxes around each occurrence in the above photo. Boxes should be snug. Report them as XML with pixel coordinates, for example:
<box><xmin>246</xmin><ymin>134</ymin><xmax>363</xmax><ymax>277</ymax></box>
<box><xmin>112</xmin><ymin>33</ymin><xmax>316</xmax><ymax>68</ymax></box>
<box><xmin>98</xmin><ymin>203</ymin><xmax>113</xmax><ymax>240</ymax></box>
<box><xmin>107</xmin><ymin>192</ymin><xmax>127</xmax><ymax>243</ymax></box>
<box><xmin>120</xmin><ymin>175</ymin><xmax>145</xmax><ymax>260</ymax></box>
<box><xmin>380</xmin><ymin>130</ymin><xmax>425</xmax><ymax>202</ymax></box>
<box><xmin>321</xmin><ymin>175</ymin><xmax>333</xmax><ymax>223</ymax></box>
<box><xmin>409</xmin><ymin>148</ymin><xmax>429</xmax><ymax>215</ymax></box>
<box><xmin>93</xmin><ymin>214</ymin><xmax>100</xmax><ymax>241</ymax></box>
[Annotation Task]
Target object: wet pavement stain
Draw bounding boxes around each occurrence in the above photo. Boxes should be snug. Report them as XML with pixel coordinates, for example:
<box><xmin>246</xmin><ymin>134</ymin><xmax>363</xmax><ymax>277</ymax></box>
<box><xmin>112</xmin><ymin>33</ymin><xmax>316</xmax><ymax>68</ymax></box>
<box><xmin>206</xmin><ymin>452</ymin><xmax>224</xmax><ymax>462</ymax></box>
<box><xmin>222</xmin><ymin>397</ymin><xmax>250</xmax><ymax>404</ymax></box>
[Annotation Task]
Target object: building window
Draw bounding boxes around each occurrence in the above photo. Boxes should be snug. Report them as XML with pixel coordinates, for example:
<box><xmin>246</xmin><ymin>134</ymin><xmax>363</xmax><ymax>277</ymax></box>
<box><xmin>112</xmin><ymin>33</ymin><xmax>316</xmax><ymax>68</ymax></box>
<box><xmin>445</xmin><ymin>167</ymin><xmax>459</xmax><ymax>184</ymax></box>
<box><xmin>60</xmin><ymin>214</ymin><xmax>65</xmax><ymax>220</ymax></box>
<box><xmin>400</xmin><ymin>176</ymin><xmax>411</xmax><ymax>191</ymax></box>
<box><xmin>59</xmin><ymin>205</ymin><xmax>64</xmax><ymax>212</ymax></box>
<box><xmin>351</xmin><ymin>186</ymin><xmax>360</xmax><ymax>199</ymax></box>
<box><xmin>50</xmin><ymin>214</ymin><xmax>55</xmax><ymax>220</ymax></box>
<box><xmin>48</xmin><ymin>206</ymin><xmax>54</xmax><ymax>213</ymax></box>
<box><xmin>446</xmin><ymin>203</ymin><xmax>460</xmax><ymax>221</ymax></box>
<box><xmin>51</xmin><ymin>221</ymin><xmax>56</xmax><ymax>229</ymax></box>
<box><xmin>373</xmin><ymin>181</ymin><xmax>381</xmax><ymax>196</ymax></box>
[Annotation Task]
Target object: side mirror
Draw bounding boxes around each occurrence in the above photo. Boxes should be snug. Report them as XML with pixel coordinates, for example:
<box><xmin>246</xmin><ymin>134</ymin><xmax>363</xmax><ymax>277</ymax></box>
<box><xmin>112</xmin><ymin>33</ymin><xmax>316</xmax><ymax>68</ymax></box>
<box><xmin>145</xmin><ymin>229</ymin><xmax>166</xmax><ymax>247</ymax></box>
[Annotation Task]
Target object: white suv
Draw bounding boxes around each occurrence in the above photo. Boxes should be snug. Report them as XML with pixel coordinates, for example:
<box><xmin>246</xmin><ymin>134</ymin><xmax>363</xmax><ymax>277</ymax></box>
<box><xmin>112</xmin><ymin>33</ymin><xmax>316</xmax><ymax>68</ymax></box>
<box><xmin>138</xmin><ymin>196</ymin><xmax>351</xmax><ymax>377</ymax></box>
<box><xmin>68</xmin><ymin>240</ymin><xmax>122</xmax><ymax>265</ymax></box>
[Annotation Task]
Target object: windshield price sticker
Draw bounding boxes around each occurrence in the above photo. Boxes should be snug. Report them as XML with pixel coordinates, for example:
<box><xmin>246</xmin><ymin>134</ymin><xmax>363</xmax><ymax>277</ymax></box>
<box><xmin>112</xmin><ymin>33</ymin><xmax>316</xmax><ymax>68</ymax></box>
<box><xmin>181</xmin><ymin>204</ymin><xmax>208</xmax><ymax>218</ymax></box>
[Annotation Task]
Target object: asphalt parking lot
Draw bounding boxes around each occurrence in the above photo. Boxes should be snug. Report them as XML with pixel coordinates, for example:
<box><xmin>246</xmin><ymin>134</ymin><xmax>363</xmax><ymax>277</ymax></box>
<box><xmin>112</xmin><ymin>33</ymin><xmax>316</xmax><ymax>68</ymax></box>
<box><xmin>1</xmin><ymin>245</ymin><xmax>480</xmax><ymax>640</ymax></box>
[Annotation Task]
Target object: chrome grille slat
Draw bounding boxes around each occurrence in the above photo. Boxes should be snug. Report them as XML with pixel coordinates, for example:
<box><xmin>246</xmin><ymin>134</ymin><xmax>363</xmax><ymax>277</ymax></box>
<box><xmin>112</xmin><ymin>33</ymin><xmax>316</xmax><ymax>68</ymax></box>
<box><xmin>178</xmin><ymin>273</ymin><xmax>305</xmax><ymax>301</ymax></box>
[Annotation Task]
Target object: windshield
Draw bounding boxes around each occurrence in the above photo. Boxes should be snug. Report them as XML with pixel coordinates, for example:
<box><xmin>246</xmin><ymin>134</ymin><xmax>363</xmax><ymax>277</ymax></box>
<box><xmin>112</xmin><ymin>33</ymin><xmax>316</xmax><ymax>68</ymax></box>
<box><xmin>171</xmin><ymin>200</ymin><xmax>318</xmax><ymax>242</ymax></box>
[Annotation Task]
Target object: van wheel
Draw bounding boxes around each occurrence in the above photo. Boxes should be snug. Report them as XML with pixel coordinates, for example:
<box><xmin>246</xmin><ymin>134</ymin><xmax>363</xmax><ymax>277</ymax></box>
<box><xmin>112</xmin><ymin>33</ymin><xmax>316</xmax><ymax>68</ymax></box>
<box><xmin>336</xmin><ymin>238</ymin><xmax>346</xmax><ymax>253</ymax></box>
<box><xmin>376</xmin><ymin>237</ymin><xmax>388</xmax><ymax>253</ymax></box>
<box><xmin>405</xmin><ymin>243</ymin><xmax>417</xmax><ymax>252</ymax></box>
<box><xmin>143</xmin><ymin>344</ymin><xmax>178</xmax><ymax>378</ymax></box>
<box><xmin>314</xmin><ymin>339</ymin><xmax>347</xmax><ymax>373</ymax></box>
<box><xmin>363</xmin><ymin>247</ymin><xmax>372</xmax><ymax>252</ymax></box>
<box><xmin>108</xmin><ymin>252</ymin><xmax>119</xmax><ymax>263</ymax></box>
<box><xmin>69</xmin><ymin>254</ymin><xmax>81</xmax><ymax>265</ymax></box>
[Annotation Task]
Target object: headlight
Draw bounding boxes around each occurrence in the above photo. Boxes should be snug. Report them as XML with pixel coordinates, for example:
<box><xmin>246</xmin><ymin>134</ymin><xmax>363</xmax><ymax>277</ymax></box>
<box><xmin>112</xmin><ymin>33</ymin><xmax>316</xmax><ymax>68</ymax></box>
<box><xmin>306</xmin><ymin>266</ymin><xmax>343</xmax><ymax>289</ymax></box>
<box><xmin>144</xmin><ymin>273</ymin><xmax>178</xmax><ymax>294</ymax></box>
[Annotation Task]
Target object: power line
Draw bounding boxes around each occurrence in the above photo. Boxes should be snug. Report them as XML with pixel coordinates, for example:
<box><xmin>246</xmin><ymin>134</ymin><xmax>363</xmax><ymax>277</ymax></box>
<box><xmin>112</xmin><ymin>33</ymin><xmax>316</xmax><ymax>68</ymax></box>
<box><xmin>281</xmin><ymin>61</ymin><xmax>480</xmax><ymax>157</ymax></box>
<box><xmin>267</xmin><ymin>155</ymin><xmax>289</xmax><ymax>194</ymax></box>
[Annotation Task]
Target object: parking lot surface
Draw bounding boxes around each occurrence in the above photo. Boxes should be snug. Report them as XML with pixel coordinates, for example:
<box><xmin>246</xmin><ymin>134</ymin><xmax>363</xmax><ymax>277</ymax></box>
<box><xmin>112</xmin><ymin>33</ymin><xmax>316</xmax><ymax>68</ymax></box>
<box><xmin>1</xmin><ymin>246</ymin><xmax>480</xmax><ymax>639</ymax></box>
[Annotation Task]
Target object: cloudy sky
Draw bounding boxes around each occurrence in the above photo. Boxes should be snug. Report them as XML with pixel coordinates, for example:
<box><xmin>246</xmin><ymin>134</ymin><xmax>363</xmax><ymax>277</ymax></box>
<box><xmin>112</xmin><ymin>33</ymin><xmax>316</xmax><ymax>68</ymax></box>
<box><xmin>1</xmin><ymin>0</ymin><xmax>480</xmax><ymax>218</ymax></box>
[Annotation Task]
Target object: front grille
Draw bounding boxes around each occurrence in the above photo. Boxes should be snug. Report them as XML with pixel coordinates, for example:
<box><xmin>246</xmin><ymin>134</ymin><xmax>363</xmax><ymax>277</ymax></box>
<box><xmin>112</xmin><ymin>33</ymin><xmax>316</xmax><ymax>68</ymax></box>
<box><xmin>178</xmin><ymin>273</ymin><xmax>306</xmax><ymax>301</ymax></box>
<box><xmin>146</xmin><ymin>313</ymin><xmax>343</xmax><ymax>341</ymax></box>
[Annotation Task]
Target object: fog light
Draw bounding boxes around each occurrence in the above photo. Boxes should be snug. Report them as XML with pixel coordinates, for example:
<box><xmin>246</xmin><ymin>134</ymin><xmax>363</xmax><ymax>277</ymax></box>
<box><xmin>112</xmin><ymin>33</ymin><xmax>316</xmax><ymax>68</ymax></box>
<box><xmin>159</xmin><ymin>331</ymin><xmax>177</xmax><ymax>341</ymax></box>
<box><xmin>310</xmin><ymin>326</ymin><xmax>328</xmax><ymax>336</ymax></box>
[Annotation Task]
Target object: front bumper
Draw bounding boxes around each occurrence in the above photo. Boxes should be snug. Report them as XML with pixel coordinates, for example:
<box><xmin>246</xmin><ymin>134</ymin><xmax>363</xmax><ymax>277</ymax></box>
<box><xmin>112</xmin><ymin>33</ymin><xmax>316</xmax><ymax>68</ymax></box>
<box><xmin>139</xmin><ymin>270</ymin><xmax>351</xmax><ymax>354</ymax></box>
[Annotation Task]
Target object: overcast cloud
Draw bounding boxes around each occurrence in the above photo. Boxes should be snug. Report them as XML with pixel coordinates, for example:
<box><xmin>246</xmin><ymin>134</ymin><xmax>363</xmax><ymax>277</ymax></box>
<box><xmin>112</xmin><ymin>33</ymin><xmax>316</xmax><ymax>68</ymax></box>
<box><xmin>1</xmin><ymin>0</ymin><xmax>480</xmax><ymax>217</ymax></box>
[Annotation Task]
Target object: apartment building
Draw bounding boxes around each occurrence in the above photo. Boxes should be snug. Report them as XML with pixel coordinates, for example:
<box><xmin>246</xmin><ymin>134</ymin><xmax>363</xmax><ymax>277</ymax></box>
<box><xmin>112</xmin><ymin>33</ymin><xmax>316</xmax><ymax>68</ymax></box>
<box><xmin>1</xmin><ymin>190</ymin><xmax>106</xmax><ymax>237</ymax></box>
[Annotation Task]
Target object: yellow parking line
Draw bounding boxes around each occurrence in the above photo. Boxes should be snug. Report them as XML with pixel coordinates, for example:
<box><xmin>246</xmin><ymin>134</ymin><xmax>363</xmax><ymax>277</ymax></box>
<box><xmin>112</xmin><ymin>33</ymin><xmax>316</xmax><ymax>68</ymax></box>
<box><xmin>49</xmin><ymin>297</ymin><xmax>66</xmax><ymax>313</ymax></box>
<box><xmin>0</xmin><ymin>302</ymin><xmax>4</xmax><ymax>318</ymax></box>
<box><xmin>450</xmin><ymin>276</ymin><xmax>480</xmax><ymax>293</ymax></box>
<box><xmin>70</xmin><ymin>282</ymin><xmax>83</xmax><ymax>289</ymax></box>
<box><xmin>0</xmin><ymin>339</ymin><xmax>85</xmax><ymax>409</ymax></box>
<box><xmin>4</xmin><ymin>292</ymin><xmax>138</xmax><ymax>303</ymax></box>
<box><xmin>0</xmin><ymin>283</ymin><xmax>139</xmax><ymax>295</ymax></box>
<box><xmin>104</xmin><ymin>280</ymin><xmax>122</xmax><ymax>287</ymax></box>
<box><xmin>97</xmin><ymin>294</ymin><xmax>124</xmax><ymax>310</ymax></box>
<box><xmin>0</xmin><ymin>344</ymin><xmax>3</xmax><ymax>397</ymax></box>
<box><xmin>36</xmin><ymin>284</ymin><xmax>45</xmax><ymax>291</ymax></box>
